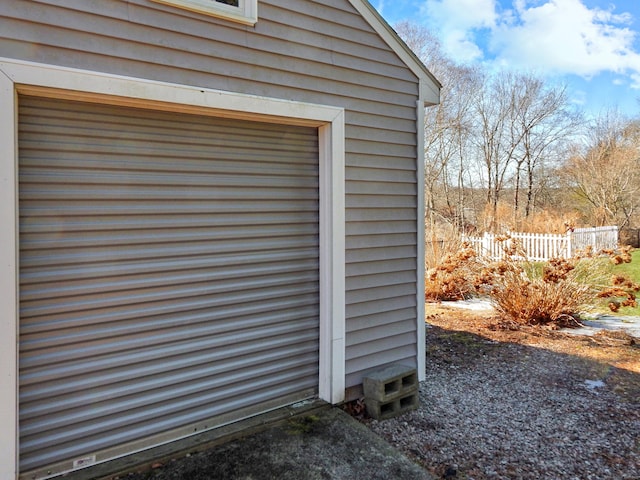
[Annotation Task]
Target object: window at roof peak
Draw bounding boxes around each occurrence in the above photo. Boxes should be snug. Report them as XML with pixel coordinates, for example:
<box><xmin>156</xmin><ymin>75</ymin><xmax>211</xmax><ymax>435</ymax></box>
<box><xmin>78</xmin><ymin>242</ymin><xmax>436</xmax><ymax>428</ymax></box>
<box><xmin>151</xmin><ymin>0</ymin><xmax>257</xmax><ymax>25</ymax></box>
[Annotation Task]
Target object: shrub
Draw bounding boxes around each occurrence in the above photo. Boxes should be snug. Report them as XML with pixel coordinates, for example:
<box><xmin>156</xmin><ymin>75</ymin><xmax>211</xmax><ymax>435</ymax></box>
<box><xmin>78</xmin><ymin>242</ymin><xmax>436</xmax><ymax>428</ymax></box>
<box><xmin>480</xmin><ymin>243</ymin><xmax>639</xmax><ymax>327</ymax></box>
<box><xmin>425</xmin><ymin>243</ymin><xmax>481</xmax><ymax>301</ymax></box>
<box><xmin>426</xmin><ymin>233</ymin><xmax>638</xmax><ymax>328</ymax></box>
<box><xmin>478</xmin><ymin>255</ymin><xmax>606</xmax><ymax>327</ymax></box>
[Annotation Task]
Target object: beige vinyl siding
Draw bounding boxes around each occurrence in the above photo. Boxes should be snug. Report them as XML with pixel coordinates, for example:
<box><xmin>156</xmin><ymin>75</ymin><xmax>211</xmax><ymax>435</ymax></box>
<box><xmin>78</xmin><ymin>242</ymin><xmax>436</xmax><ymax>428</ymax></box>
<box><xmin>1</xmin><ymin>0</ymin><xmax>420</xmax><ymax>389</ymax></box>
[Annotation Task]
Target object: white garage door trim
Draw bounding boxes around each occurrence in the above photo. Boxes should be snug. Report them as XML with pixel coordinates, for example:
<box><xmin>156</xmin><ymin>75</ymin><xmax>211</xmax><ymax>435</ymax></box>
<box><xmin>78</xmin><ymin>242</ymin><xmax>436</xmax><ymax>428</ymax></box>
<box><xmin>0</xmin><ymin>57</ymin><xmax>346</xmax><ymax>480</ymax></box>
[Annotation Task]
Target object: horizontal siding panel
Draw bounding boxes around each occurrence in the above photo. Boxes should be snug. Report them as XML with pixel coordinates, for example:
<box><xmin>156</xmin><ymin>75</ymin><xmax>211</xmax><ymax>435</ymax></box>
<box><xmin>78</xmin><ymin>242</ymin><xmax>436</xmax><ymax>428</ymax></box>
<box><xmin>259</xmin><ymin>2</ymin><xmax>406</xmax><ymax>63</ymax></box>
<box><xmin>346</xmin><ymin>308</ymin><xmax>417</xmax><ymax>333</ymax></box>
<box><xmin>346</xmin><ymin>295</ymin><xmax>417</xmax><ymax>318</ymax></box>
<box><xmin>346</xmin><ymin>353</ymin><xmax>417</xmax><ymax>388</ymax></box>
<box><xmin>0</xmin><ymin>17</ymin><xmax>417</xmax><ymax>110</ymax></box>
<box><xmin>345</xmin><ymin>333</ymin><xmax>417</xmax><ymax>361</ymax></box>
<box><xmin>346</xmin><ymin>138</ymin><xmax>417</xmax><ymax>157</ymax></box>
<box><xmin>131</xmin><ymin>0</ymin><xmax>411</xmax><ymax>76</ymax></box>
<box><xmin>1</xmin><ymin>0</ymin><xmax>422</xmax><ymax>113</ymax></box>
<box><xmin>345</xmin><ymin>152</ymin><xmax>417</xmax><ymax>171</ymax></box>
<box><xmin>346</xmin><ymin>111</ymin><xmax>417</xmax><ymax>133</ymax></box>
<box><xmin>346</xmin><ymin>180</ymin><xmax>417</xmax><ymax>196</ymax></box>
<box><xmin>346</xmin><ymin>220</ymin><xmax>417</xmax><ymax>236</ymax></box>
<box><xmin>346</xmin><ymin>194</ymin><xmax>415</xmax><ymax>209</ymax></box>
<box><xmin>346</xmin><ymin>258</ymin><xmax>417</xmax><ymax>277</ymax></box>
<box><xmin>346</xmin><ymin>208</ymin><xmax>416</xmax><ymax>222</ymax></box>
<box><xmin>345</xmin><ymin>233</ymin><xmax>416</xmax><ymax>249</ymax></box>
<box><xmin>345</xmin><ymin>283</ymin><xmax>416</xmax><ymax>305</ymax></box>
<box><xmin>346</xmin><ymin>271</ymin><xmax>416</xmax><ymax>291</ymax></box>
<box><xmin>346</xmin><ymin>319</ymin><xmax>416</xmax><ymax>346</ymax></box>
<box><xmin>346</xmin><ymin>246</ymin><xmax>417</xmax><ymax>264</ymax></box>
<box><xmin>1</xmin><ymin>38</ymin><xmax>417</xmax><ymax>121</ymax></box>
<box><xmin>345</xmin><ymin>166</ymin><xmax>417</xmax><ymax>184</ymax></box>
<box><xmin>346</xmin><ymin>124</ymin><xmax>417</xmax><ymax>146</ymax></box>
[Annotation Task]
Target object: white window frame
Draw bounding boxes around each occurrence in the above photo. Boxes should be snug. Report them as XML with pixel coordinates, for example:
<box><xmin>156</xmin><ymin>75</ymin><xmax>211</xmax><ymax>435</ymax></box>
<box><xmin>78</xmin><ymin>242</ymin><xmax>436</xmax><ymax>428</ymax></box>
<box><xmin>151</xmin><ymin>0</ymin><xmax>258</xmax><ymax>25</ymax></box>
<box><xmin>0</xmin><ymin>57</ymin><xmax>345</xmax><ymax>479</ymax></box>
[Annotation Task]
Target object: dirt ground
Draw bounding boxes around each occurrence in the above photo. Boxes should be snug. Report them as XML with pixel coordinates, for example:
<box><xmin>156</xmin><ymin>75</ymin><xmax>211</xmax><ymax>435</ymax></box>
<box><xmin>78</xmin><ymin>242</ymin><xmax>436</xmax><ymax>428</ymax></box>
<box><xmin>424</xmin><ymin>302</ymin><xmax>640</xmax><ymax>402</ymax></box>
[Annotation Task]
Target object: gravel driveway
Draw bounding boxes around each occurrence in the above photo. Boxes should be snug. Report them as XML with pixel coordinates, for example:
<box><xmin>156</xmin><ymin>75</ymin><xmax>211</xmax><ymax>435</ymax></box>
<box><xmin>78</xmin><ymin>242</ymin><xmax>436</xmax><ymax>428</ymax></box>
<box><xmin>366</xmin><ymin>324</ymin><xmax>640</xmax><ymax>480</ymax></box>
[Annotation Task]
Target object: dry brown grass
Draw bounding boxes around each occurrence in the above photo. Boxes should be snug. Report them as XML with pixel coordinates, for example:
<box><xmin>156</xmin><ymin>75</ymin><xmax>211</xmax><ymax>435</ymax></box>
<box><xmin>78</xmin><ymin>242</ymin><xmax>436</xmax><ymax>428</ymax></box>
<box><xmin>478</xmin><ymin>201</ymin><xmax>580</xmax><ymax>234</ymax></box>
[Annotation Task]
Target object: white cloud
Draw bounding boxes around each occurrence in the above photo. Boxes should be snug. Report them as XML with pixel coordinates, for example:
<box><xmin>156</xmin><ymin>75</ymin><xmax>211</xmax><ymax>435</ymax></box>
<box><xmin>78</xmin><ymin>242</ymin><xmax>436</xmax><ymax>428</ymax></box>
<box><xmin>423</xmin><ymin>0</ymin><xmax>498</xmax><ymax>61</ymax></box>
<box><xmin>491</xmin><ymin>0</ymin><xmax>640</xmax><ymax>79</ymax></box>
<box><xmin>421</xmin><ymin>0</ymin><xmax>640</xmax><ymax>83</ymax></box>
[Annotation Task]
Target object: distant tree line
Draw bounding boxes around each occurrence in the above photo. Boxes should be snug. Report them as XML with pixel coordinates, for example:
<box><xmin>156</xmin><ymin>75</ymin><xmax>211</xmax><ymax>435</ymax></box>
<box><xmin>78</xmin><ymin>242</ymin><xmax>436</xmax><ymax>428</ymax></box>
<box><xmin>396</xmin><ymin>22</ymin><xmax>640</xmax><ymax>235</ymax></box>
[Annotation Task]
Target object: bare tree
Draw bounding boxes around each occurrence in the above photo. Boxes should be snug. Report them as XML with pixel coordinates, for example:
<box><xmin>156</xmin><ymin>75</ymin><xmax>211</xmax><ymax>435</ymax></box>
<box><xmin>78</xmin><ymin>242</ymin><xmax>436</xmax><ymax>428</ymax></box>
<box><xmin>472</xmin><ymin>71</ymin><xmax>581</xmax><ymax>231</ymax></box>
<box><xmin>396</xmin><ymin>24</ymin><xmax>588</xmax><ymax>235</ymax></box>
<box><xmin>473</xmin><ymin>71</ymin><xmax>524</xmax><ymax>231</ymax></box>
<box><xmin>562</xmin><ymin>111</ymin><xmax>640</xmax><ymax>228</ymax></box>
<box><xmin>509</xmin><ymin>76</ymin><xmax>582</xmax><ymax>221</ymax></box>
<box><xmin>395</xmin><ymin>22</ymin><xmax>481</xmax><ymax>231</ymax></box>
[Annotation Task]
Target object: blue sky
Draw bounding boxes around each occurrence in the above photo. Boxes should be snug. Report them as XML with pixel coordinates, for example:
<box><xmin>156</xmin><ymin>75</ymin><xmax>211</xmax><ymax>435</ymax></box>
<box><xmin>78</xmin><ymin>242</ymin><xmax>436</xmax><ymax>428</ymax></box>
<box><xmin>374</xmin><ymin>0</ymin><xmax>640</xmax><ymax>119</ymax></box>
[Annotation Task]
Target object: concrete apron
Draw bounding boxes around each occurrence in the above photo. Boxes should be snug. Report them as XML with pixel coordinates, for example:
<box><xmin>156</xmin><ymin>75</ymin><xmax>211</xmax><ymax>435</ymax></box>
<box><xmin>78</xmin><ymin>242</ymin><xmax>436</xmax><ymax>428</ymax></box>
<box><xmin>58</xmin><ymin>401</ymin><xmax>434</xmax><ymax>480</ymax></box>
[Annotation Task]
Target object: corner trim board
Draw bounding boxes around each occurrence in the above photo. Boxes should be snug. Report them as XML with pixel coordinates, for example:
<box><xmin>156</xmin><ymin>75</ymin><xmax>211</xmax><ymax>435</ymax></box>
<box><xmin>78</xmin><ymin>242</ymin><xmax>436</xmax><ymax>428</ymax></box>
<box><xmin>0</xmin><ymin>65</ymin><xmax>19</xmax><ymax>480</ymax></box>
<box><xmin>416</xmin><ymin>85</ymin><xmax>427</xmax><ymax>382</ymax></box>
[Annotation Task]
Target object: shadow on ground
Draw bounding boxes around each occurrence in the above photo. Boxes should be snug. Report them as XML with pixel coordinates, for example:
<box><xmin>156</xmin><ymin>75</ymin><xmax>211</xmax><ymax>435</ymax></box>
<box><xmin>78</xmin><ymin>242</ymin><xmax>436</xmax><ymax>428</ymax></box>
<box><xmin>370</xmin><ymin>319</ymin><xmax>640</xmax><ymax>479</ymax></box>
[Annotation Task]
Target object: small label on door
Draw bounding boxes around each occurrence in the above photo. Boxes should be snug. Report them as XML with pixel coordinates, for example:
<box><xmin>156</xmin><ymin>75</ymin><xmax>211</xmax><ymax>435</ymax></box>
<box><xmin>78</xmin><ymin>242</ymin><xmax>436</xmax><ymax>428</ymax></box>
<box><xmin>73</xmin><ymin>455</ymin><xmax>96</xmax><ymax>468</ymax></box>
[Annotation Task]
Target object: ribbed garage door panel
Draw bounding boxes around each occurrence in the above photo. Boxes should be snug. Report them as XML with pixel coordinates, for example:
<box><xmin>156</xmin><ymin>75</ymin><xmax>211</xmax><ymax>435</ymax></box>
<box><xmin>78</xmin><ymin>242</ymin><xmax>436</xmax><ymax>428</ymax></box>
<box><xmin>18</xmin><ymin>96</ymin><xmax>320</xmax><ymax>474</ymax></box>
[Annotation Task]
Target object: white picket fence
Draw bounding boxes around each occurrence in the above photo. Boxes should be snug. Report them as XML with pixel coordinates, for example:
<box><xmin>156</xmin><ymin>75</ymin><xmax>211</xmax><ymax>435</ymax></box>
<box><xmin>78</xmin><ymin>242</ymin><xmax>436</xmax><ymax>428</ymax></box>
<box><xmin>463</xmin><ymin>226</ymin><xmax>619</xmax><ymax>261</ymax></box>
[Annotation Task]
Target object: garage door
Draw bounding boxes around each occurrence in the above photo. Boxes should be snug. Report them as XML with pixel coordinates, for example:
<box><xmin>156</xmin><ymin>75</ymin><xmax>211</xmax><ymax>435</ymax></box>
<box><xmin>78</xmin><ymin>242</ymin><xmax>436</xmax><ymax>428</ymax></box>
<box><xmin>18</xmin><ymin>96</ymin><xmax>320</xmax><ymax>475</ymax></box>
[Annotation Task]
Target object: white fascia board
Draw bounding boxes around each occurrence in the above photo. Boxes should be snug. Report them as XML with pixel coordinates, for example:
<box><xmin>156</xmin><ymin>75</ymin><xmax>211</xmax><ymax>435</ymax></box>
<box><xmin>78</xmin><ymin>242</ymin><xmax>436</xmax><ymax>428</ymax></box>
<box><xmin>0</xmin><ymin>57</ymin><xmax>346</xmax><ymax>478</ymax></box>
<box><xmin>347</xmin><ymin>0</ymin><xmax>441</xmax><ymax>106</ymax></box>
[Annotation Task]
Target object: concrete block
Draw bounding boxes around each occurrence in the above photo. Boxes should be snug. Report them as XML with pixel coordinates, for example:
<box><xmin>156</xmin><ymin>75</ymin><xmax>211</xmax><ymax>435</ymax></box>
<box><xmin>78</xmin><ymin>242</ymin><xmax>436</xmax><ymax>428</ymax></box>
<box><xmin>364</xmin><ymin>390</ymin><xmax>419</xmax><ymax>420</ymax></box>
<box><xmin>363</xmin><ymin>364</ymin><xmax>418</xmax><ymax>402</ymax></box>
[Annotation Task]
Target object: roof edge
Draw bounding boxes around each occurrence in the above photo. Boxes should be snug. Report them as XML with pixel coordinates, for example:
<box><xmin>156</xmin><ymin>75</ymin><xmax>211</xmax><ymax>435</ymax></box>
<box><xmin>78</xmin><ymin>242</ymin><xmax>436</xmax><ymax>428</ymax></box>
<box><xmin>347</xmin><ymin>0</ymin><xmax>441</xmax><ymax>106</ymax></box>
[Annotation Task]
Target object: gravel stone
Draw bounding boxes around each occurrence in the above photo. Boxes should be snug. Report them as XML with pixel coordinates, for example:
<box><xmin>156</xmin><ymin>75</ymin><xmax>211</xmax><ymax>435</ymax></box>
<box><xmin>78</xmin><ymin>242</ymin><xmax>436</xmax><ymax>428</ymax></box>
<box><xmin>366</xmin><ymin>335</ymin><xmax>640</xmax><ymax>480</ymax></box>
